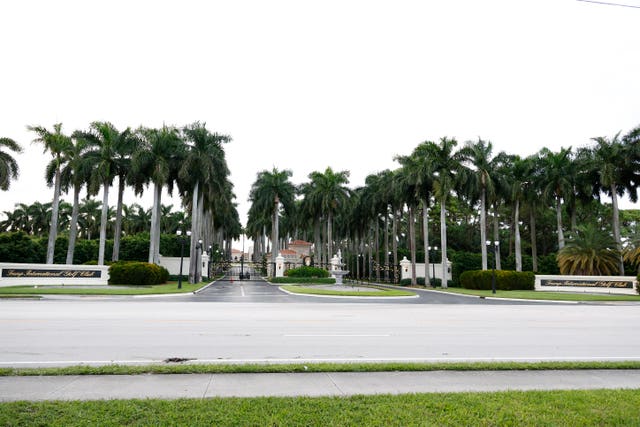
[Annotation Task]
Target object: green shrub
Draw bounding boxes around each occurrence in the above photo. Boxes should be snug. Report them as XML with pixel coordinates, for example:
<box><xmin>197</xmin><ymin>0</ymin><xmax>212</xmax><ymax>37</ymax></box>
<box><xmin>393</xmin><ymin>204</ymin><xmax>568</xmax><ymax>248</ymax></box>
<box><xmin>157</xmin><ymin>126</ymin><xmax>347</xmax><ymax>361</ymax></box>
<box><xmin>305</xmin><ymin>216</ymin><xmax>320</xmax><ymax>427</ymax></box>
<box><xmin>108</xmin><ymin>261</ymin><xmax>168</xmax><ymax>286</ymax></box>
<box><xmin>459</xmin><ymin>269</ymin><xmax>535</xmax><ymax>291</ymax></box>
<box><xmin>399</xmin><ymin>277</ymin><xmax>426</xmax><ymax>286</ymax></box>
<box><xmin>284</xmin><ymin>266</ymin><xmax>330</xmax><ymax>278</ymax></box>
<box><xmin>270</xmin><ymin>277</ymin><xmax>336</xmax><ymax>284</ymax></box>
<box><xmin>451</xmin><ymin>251</ymin><xmax>483</xmax><ymax>286</ymax></box>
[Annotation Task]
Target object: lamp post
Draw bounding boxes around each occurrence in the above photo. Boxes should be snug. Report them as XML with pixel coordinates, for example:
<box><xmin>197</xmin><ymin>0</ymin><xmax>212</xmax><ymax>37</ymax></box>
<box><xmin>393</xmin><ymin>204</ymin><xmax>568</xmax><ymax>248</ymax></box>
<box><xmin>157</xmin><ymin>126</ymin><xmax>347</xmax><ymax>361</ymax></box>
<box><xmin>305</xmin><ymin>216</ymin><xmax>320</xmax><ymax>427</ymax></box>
<box><xmin>196</xmin><ymin>239</ymin><xmax>203</xmax><ymax>282</ymax></box>
<box><xmin>486</xmin><ymin>240</ymin><xmax>499</xmax><ymax>294</ymax></box>
<box><xmin>177</xmin><ymin>229</ymin><xmax>191</xmax><ymax>289</ymax></box>
<box><xmin>428</xmin><ymin>246</ymin><xmax>438</xmax><ymax>286</ymax></box>
<box><xmin>240</xmin><ymin>231</ymin><xmax>245</xmax><ymax>280</ymax></box>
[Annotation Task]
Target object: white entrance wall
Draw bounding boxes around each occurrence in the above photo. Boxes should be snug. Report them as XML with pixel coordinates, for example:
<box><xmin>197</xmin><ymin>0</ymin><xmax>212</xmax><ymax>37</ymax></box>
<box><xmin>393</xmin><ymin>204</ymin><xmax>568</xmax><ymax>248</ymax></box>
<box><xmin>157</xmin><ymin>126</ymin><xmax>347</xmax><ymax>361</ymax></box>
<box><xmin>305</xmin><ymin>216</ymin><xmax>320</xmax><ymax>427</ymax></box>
<box><xmin>0</xmin><ymin>262</ymin><xmax>109</xmax><ymax>287</ymax></box>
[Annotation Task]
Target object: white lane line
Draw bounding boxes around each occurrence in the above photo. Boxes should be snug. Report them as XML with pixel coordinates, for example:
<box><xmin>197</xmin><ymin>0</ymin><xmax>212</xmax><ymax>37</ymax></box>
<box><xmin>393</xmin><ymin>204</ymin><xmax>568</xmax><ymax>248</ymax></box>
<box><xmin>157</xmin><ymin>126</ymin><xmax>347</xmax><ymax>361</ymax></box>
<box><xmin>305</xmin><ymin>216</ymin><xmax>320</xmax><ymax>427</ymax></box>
<box><xmin>240</xmin><ymin>285</ymin><xmax>246</xmax><ymax>297</ymax></box>
<box><xmin>284</xmin><ymin>334</ymin><xmax>391</xmax><ymax>337</ymax></box>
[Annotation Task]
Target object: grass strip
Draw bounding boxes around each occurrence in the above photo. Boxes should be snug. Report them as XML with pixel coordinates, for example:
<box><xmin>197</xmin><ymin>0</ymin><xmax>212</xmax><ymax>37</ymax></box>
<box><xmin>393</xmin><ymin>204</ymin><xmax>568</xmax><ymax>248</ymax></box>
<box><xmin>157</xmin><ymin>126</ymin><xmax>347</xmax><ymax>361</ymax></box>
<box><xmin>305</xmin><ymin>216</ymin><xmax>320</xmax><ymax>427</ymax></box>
<box><xmin>431</xmin><ymin>287</ymin><xmax>640</xmax><ymax>301</ymax></box>
<box><xmin>0</xmin><ymin>281</ymin><xmax>210</xmax><ymax>295</ymax></box>
<box><xmin>3</xmin><ymin>360</ymin><xmax>640</xmax><ymax>377</ymax></box>
<box><xmin>1</xmin><ymin>389</ymin><xmax>640</xmax><ymax>426</ymax></box>
<box><xmin>281</xmin><ymin>284</ymin><xmax>416</xmax><ymax>297</ymax></box>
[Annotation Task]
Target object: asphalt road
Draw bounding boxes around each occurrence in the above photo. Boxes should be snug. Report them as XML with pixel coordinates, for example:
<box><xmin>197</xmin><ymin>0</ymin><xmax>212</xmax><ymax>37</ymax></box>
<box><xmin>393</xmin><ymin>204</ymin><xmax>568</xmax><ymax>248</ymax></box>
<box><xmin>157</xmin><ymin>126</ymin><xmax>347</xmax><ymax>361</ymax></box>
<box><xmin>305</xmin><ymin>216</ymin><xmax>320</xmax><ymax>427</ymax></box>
<box><xmin>2</xmin><ymin>292</ymin><xmax>639</xmax><ymax>367</ymax></box>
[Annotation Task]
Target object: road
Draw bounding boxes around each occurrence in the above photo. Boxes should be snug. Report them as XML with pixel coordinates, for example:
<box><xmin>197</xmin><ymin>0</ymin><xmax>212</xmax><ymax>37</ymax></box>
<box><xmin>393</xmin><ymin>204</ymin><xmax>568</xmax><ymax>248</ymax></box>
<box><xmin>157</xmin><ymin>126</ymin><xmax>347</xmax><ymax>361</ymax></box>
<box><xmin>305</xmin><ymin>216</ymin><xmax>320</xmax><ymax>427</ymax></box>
<box><xmin>1</xmin><ymin>278</ymin><xmax>639</xmax><ymax>367</ymax></box>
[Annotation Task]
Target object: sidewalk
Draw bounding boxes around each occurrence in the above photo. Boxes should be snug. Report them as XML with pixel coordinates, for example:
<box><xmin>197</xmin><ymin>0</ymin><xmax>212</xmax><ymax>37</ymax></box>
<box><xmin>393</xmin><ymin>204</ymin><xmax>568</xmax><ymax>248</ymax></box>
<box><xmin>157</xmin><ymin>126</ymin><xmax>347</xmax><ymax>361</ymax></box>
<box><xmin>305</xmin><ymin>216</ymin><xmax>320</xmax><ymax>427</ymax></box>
<box><xmin>2</xmin><ymin>370</ymin><xmax>640</xmax><ymax>402</ymax></box>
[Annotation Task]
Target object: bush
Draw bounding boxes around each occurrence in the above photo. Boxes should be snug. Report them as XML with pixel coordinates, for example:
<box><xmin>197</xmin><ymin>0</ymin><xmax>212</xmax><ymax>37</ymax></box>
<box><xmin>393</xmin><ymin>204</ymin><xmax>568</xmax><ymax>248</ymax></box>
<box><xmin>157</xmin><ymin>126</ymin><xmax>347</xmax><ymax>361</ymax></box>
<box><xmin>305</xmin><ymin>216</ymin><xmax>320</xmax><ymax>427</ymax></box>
<box><xmin>459</xmin><ymin>269</ymin><xmax>535</xmax><ymax>291</ymax></box>
<box><xmin>284</xmin><ymin>266</ymin><xmax>330</xmax><ymax>278</ymax></box>
<box><xmin>108</xmin><ymin>261</ymin><xmax>168</xmax><ymax>286</ymax></box>
<box><xmin>399</xmin><ymin>277</ymin><xmax>426</xmax><ymax>286</ymax></box>
<box><xmin>451</xmin><ymin>251</ymin><xmax>483</xmax><ymax>286</ymax></box>
<box><xmin>270</xmin><ymin>277</ymin><xmax>336</xmax><ymax>284</ymax></box>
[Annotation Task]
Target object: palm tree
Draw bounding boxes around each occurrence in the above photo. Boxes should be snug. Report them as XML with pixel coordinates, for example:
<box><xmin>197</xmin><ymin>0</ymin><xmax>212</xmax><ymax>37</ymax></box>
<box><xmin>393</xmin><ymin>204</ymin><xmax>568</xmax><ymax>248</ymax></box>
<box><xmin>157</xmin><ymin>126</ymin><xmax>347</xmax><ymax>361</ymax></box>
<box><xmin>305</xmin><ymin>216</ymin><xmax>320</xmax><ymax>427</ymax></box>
<box><xmin>558</xmin><ymin>224</ymin><xmax>620</xmax><ymax>275</ymax></box>
<box><xmin>132</xmin><ymin>125</ymin><xmax>184</xmax><ymax>264</ymax></box>
<box><xmin>75</xmin><ymin>122</ymin><xmax>127</xmax><ymax>265</ymax></box>
<box><xmin>305</xmin><ymin>167</ymin><xmax>351</xmax><ymax>263</ymax></box>
<box><xmin>59</xmin><ymin>135</ymin><xmax>91</xmax><ymax>264</ymax></box>
<box><xmin>427</xmin><ymin>137</ymin><xmax>469</xmax><ymax>288</ymax></box>
<box><xmin>28</xmin><ymin>123</ymin><xmax>73</xmax><ymax>263</ymax></box>
<box><xmin>78</xmin><ymin>197</ymin><xmax>102</xmax><ymax>240</ymax></box>
<box><xmin>584</xmin><ymin>133</ymin><xmax>639</xmax><ymax>275</ymax></box>
<box><xmin>539</xmin><ymin>147</ymin><xmax>575</xmax><ymax>251</ymax></box>
<box><xmin>248</xmin><ymin>168</ymin><xmax>296</xmax><ymax>276</ymax></box>
<box><xmin>0</xmin><ymin>137</ymin><xmax>22</xmax><ymax>191</ymax></box>
<box><xmin>459</xmin><ymin>138</ymin><xmax>498</xmax><ymax>270</ymax></box>
<box><xmin>179</xmin><ymin>122</ymin><xmax>231</xmax><ymax>283</ymax></box>
<box><xmin>27</xmin><ymin>201</ymin><xmax>52</xmax><ymax>236</ymax></box>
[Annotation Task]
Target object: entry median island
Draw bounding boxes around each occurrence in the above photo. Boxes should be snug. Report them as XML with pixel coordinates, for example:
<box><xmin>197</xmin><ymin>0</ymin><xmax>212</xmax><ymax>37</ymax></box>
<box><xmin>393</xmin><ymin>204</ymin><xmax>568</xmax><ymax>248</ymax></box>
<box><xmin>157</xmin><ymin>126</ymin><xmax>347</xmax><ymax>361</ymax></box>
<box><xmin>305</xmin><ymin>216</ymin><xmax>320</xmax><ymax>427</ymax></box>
<box><xmin>280</xmin><ymin>283</ymin><xmax>417</xmax><ymax>298</ymax></box>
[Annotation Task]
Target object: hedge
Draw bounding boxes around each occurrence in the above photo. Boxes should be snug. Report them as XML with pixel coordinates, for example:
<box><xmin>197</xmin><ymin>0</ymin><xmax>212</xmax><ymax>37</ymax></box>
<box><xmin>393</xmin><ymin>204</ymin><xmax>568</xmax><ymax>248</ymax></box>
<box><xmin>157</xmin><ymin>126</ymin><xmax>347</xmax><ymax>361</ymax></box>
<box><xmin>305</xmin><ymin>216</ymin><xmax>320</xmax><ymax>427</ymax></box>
<box><xmin>270</xmin><ymin>277</ymin><xmax>336</xmax><ymax>284</ymax></box>
<box><xmin>108</xmin><ymin>261</ymin><xmax>169</xmax><ymax>286</ymax></box>
<box><xmin>284</xmin><ymin>266</ymin><xmax>330</xmax><ymax>278</ymax></box>
<box><xmin>459</xmin><ymin>269</ymin><xmax>535</xmax><ymax>291</ymax></box>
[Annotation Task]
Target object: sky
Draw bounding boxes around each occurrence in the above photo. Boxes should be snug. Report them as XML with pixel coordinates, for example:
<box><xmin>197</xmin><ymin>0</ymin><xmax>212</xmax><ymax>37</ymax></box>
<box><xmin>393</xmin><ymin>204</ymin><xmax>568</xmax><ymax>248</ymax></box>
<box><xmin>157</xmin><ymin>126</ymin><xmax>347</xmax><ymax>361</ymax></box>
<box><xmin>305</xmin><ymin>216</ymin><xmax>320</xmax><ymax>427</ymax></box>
<box><xmin>1</xmin><ymin>0</ymin><xmax>640</xmax><ymax>231</ymax></box>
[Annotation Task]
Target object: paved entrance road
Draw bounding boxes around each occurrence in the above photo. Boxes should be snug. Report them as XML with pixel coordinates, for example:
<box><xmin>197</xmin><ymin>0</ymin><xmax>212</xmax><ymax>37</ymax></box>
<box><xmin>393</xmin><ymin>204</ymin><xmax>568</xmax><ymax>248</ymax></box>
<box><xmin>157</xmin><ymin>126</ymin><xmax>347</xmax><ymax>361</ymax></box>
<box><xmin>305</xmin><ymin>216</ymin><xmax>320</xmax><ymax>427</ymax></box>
<box><xmin>1</xmin><ymin>299</ymin><xmax>639</xmax><ymax>367</ymax></box>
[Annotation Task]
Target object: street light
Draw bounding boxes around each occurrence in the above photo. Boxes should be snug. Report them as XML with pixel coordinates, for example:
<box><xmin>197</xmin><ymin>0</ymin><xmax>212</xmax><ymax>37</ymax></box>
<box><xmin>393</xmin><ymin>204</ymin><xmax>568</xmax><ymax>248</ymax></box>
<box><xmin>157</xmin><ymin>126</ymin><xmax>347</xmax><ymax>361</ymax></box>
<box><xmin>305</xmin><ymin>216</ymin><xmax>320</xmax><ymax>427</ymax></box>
<box><xmin>176</xmin><ymin>229</ymin><xmax>191</xmax><ymax>289</ymax></box>
<box><xmin>207</xmin><ymin>245</ymin><xmax>212</xmax><ymax>280</ymax></box>
<box><xmin>196</xmin><ymin>239</ymin><xmax>203</xmax><ymax>282</ymax></box>
<box><xmin>486</xmin><ymin>240</ymin><xmax>499</xmax><ymax>294</ymax></box>
<box><xmin>428</xmin><ymin>246</ymin><xmax>438</xmax><ymax>287</ymax></box>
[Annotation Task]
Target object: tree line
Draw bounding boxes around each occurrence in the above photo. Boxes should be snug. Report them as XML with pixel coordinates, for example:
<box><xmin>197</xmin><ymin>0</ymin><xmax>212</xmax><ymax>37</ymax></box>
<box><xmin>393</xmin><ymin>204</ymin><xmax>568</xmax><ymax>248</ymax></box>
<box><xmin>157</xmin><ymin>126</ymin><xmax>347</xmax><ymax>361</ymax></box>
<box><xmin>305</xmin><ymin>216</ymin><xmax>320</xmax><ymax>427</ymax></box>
<box><xmin>0</xmin><ymin>122</ymin><xmax>240</xmax><ymax>283</ymax></box>
<box><xmin>247</xmin><ymin>126</ymin><xmax>640</xmax><ymax>284</ymax></box>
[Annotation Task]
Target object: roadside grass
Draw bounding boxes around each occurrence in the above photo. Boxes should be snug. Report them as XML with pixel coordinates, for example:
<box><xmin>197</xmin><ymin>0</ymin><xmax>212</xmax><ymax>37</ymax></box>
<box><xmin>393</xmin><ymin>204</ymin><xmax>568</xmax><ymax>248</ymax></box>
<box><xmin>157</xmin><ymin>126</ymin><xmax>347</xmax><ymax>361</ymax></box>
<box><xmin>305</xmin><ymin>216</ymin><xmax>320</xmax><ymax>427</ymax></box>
<box><xmin>1</xmin><ymin>389</ymin><xmax>640</xmax><ymax>426</ymax></box>
<box><xmin>3</xmin><ymin>360</ymin><xmax>640</xmax><ymax>376</ymax></box>
<box><xmin>281</xmin><ymin>284</ymin><xmax>416</xmax><ymax>297</ymax></box>
<box><xmin>0</xmin><ymin>281</ymin><xmax>210</xmax><ymax>296</ymax></box>
<box><xmin>431</xmin><ymin>287</ymin><xmax>640</xmax><ymax>301</ymax></box>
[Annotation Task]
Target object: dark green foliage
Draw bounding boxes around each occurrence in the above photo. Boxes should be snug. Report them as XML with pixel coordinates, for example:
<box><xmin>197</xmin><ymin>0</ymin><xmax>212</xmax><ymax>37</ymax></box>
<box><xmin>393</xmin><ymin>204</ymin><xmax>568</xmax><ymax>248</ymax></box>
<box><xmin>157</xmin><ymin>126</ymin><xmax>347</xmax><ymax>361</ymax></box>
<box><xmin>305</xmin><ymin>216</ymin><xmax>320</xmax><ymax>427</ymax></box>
<box><xmin>284</xmin><ymin>266</ymin><xmax>329</xmax><ymax>278</ymax></box>
<box><xmin>0</xmin><ymin>232</ymin><xmax>44</xmax><ymax>263</ymax></box>
<box><xmin>119</xmin><ymin>234</ymin><xmax>150</xmax><ymax>261</ymax></box>
<box><xmin>108</xmin><ymin>261</ymin><xmax>168</xmax><ymax>286</ymax></box>
<box><xmin>459</xmin><ymin>269</ymin><xmax>535</xmax><ymax>290</ymax></box>
<box><xmin>537</xmin><ymin>254</ymin><xmax>560</xmax><ymax>274</ymax></box>
<box><xmin>451</xmin><ymin>251</ymin><xmax>483</xmax><ymax>285</ymax></box>
<box><xmin>270</xmin><ymin>277</ymin><xmax>336</xmax><ymax>284</ymax></box>
<box><xmin>399</xmin><ymin>277</ymin><xmax>426</xmax><ymax>286</ymax></box>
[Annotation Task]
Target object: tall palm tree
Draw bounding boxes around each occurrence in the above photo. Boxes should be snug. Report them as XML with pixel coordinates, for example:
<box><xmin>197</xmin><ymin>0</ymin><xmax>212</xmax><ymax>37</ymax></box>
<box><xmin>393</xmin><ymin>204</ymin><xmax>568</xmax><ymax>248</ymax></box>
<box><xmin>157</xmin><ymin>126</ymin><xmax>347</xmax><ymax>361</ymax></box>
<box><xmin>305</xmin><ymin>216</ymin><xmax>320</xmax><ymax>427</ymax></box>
<box><xmin>179</xmin><ymin>122</ymin><xmax>231</xmax><ymax>283</ymax></box>
<box><xmin>59</xmin><ymin>135</ymin><xmax>91</xmax><ymax>264</ymax></box>
<box><xmin>585</xmin><ymin>132</ymin><xmax>640</xmax><ymax>275</ymax></box>
<box><xmin>248</xmin><ymin>168</ymin><xmax>296</xmax><ymax>276</ymax></box>
<box><xmin>75</xmin><ymin>122</ymin><xmax>127</xmax><ymax>265</ymax></box>
<box><xmin>0</xmin><ymin>137</ymin><xmax>22</xmax><ymax>191</ymax></box>
<box><xmin>28</xmin><ymin>123</ymin><xmax>73</xmax><ymax>264</ymax></box>
<box><xmin>78</xmin><ymin>197</ymin><xmax>101</xmax><ymax>240</ymax></box>
<box><xmin>539</xmin><ymin>147</ymin><xmax>575</xmax><ymax>251</ymax></box>
<box><xmin>306</xmin><ymin>167</ymin><xmax>351</xmax><ymax>262</ymax></box>
<box><xmin>133</xmin><ymin>125</ymin><xmax>184</xmax><ymax>264</ymax></box>
<box><xmin>426</xmin><ymin>137</ymin><xmax>469</xmax><ymax>288</ymax></box>
<box><xmin>459</xmin><ymin>138</ymin><xmax>498</xmax><ymax>270</ymax></box>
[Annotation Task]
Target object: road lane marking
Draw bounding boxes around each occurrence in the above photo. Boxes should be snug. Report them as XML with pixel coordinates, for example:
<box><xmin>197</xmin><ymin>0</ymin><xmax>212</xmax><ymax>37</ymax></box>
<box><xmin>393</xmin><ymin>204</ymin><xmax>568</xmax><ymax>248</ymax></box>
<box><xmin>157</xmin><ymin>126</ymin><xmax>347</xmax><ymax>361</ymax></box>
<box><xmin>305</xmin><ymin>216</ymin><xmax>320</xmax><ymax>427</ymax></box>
<box><xmin>240</xmin><ymin>285</ymin><xmax>246</xmax><ymax>297</ymax></box>
<box><xmin>284</xmin><ymin>334</ymin><xmax>391</xmax><ymax>337</ymax></box>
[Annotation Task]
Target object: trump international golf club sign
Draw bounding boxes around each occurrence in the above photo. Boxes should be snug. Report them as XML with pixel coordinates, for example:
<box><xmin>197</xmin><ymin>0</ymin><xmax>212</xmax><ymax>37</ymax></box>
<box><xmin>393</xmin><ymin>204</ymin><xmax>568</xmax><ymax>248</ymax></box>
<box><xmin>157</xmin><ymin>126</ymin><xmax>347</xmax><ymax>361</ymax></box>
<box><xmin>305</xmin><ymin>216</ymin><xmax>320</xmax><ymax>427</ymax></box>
<box><xmin>0</xmin><ymin>263</ymin><xmax>109</xmax><ymax>286</ymax></box>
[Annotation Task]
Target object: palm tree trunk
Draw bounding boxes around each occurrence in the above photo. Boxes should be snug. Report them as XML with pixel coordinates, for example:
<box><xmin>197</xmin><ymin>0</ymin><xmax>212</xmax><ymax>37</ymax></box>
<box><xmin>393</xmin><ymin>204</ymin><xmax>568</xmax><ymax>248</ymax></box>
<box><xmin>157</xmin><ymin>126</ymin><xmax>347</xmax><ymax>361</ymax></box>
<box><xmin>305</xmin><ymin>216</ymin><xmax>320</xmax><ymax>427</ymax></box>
<box><xmin>409</xmin><ymin>205</ymin><xmax>417</xmax><ymax>286</ymax></box>
<box><xmin>66</xmin><ymin>185</ymin><xmax>81</xmax><ymax>264</ymax></box>
<box><xmin>112</xmin><ymin>176</ymin><xmax>126</xmax><ymax>262</ymax></box>
<box><xmin>480</xmin><ymin>189</ymin><xmax>487</xmax><ymax>270</ymax></box>
<box><xmin>392</xmin><ymin>208</ymin><xmax>399</xmax><ymax>283</ymax></box>
<box><xmin>515</xmin><ymin>200</ymin><xmax>522</xmax><ymax>271</ymax></box>
<box><xmin>271</xmin><ymin>195</ymin><xmax>279</xmax><ymax>277</ymax></box>
<box><xmin>440</xmin><ymin>199</ymin><xmax>448</xmax><ymax>288</ymax></box>
<box><xmin>611</xmin><ymin>185</ymin><xmax>624</xmax><ymax>275</ymax></box>
<box><xmin>556</xmin><ymin>196</ymin><xmax>565</xmax><ymax>250</ymax></box>
<box><xmin>530</xmin><ymin>206</ymin><xmax>538</xmax><ymax>272</ymax></box>
<box><xmin>148</xmin><ymin>182</ymin><xmax>162</xmax><ymax>264</ymax></box>
<box><xmin>493</xmin><ymin>205</ymin><xmax>501</xmax><ymax>270</ymax></box>
<box><xmin>375</xmin><ymin>217</ymin><xmax>380</xmax><ymax>282</ymax></box>
<box><xmin>189</xmin><ymin>182</ymin><xmax>200</xmax><ymax>284</ymax></box>
<box><xmin>314</xmin><ymin>218</ymin><xmax>321</xmax><ymax>265</ymax></box>
<box><xmin>422</xmin><ymin>199</ymin><xmax>429</xmax><ymax>282</ymax></box>
<box><xmin>46</xmin><ymin>168</ymin><xmax>62</xmax><ymax>264</ymax></box>
<box><xmin>384</xmin><ymin>212</ymin><xmax>390</xmax><ymax>282</ymax></box>
<box><xmin>98</xmin><ymin>182</ymin><xmax>109</xmax><ymax>265</ymax></box>
<box><xmin>327</xmin><ymin>212</ymin><xmax>333</xmax><ymax>260</ymax></box>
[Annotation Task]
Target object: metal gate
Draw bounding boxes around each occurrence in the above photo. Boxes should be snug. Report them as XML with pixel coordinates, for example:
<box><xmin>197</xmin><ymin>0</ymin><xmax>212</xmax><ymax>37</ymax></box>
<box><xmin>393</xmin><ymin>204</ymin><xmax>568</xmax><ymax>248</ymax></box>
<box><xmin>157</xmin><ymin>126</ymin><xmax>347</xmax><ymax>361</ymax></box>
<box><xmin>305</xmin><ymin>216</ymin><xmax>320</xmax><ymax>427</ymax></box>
<box><xmin>216</xmin><ymin>263</ymin><xmax>265</xmax><ymax>282</ymax></box>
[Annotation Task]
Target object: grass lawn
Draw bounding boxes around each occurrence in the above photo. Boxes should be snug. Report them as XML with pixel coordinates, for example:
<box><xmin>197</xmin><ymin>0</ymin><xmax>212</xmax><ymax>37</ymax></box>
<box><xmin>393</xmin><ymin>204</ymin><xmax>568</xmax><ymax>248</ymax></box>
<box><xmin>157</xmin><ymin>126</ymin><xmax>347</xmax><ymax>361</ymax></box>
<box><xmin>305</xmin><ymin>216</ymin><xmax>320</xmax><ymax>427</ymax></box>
<box><xmin>0</xmin><ymin>281</ymin><xmax>210</xmax><ymax>296</ymax></box>
<box><xmin>1</xmin><ymin>389</ymin><xmax>640</xmax><ymax>426</ymax></box>
<box><xmin>281</xmin><ymin>284</ymin><xmax>416</xmax><ymax>297</ymax></box>
<box><xmin>4</xmin><ymin>360</ymin><xmax>640</xmax><ymax>377</ymax></box>
<box><xmin>433</xmin><ymin>287</ymin><xmax>640</xmax><ymax>302</ymax></box>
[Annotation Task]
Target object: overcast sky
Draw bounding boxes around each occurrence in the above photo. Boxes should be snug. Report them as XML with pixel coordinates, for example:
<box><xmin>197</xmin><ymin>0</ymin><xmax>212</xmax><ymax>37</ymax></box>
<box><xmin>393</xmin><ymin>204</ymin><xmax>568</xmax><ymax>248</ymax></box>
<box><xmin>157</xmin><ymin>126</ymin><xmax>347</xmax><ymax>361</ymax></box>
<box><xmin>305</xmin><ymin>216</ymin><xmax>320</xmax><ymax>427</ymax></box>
<box><xmin>1</xmin><ymin>0</ymin><xmax>640</xmax><ymax>228</ymax></box>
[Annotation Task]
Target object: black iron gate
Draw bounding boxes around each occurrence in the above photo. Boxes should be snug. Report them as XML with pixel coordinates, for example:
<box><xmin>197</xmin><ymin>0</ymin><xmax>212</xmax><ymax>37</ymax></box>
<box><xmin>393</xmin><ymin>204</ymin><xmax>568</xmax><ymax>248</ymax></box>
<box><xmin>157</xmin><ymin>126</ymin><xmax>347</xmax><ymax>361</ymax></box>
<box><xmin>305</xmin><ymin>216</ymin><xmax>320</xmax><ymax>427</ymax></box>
<box><xmin>216</xmin><ymin>263</ymin><xmax>265</xmax><ymax>282</ymax></box>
